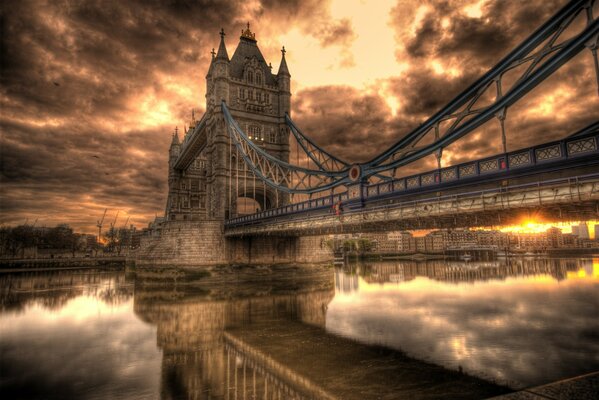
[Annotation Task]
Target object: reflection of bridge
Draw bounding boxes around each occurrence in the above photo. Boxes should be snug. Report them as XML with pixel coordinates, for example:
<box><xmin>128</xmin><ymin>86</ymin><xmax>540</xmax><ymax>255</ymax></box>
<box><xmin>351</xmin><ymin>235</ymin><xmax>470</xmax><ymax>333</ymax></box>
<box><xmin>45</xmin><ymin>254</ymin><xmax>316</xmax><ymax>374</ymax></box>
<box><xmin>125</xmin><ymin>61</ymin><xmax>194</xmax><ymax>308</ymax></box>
<box><xmin>138</xmin><ymin>1</ymin><xmax>599</xmax><ymax>265</ymax></box>
<box><xmin>133</xmin><ymin>269</ymin><xmax>507</xmax><ymax>399</ymax></box>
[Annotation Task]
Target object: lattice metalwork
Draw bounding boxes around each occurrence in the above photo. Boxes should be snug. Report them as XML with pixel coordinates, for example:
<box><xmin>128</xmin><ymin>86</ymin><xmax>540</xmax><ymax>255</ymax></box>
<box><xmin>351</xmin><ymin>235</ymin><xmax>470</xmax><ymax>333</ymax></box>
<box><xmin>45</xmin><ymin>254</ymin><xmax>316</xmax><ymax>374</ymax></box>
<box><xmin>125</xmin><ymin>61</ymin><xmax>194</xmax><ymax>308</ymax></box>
<box><xmin>480</xmin><ymin>160</ymin><xmax>499</xmax><ymax>173</ymax></box>
<box><xmin>222</xmin><ymin>102</ymin><xmax>348</xmax><ymax>194</ymax></box>
<box><xmin>509</xmin><ymin>152</ymin><xmax>532</xmax><ymax>167</ymax></box>
<box><xmin>441</xmin><ymin>168</ymin><xmax>458</xmax><ymax>181</ymax></box>
<box><xmin>421</xmin><ymin>173</ymin><xmax>436</xmax><ymax>185</ymax></box>
<box><xmin>459</xmin><ymin>164</ymin><xmax>477</xmax><ymax>177</ymax></box>
<box><xmin>568</xmin><ymin>137</ymin><xmax>597</xmax><ymax>154</ymax></box>
<box><xmin>407</xmin><ymin>177</ymin><xmax>420</xmax><ymax>188</ymax></box>
<box><xmin>536</xmin><ymin>145</ymin><xmax>562</xmax><ymax>161</ymax></box>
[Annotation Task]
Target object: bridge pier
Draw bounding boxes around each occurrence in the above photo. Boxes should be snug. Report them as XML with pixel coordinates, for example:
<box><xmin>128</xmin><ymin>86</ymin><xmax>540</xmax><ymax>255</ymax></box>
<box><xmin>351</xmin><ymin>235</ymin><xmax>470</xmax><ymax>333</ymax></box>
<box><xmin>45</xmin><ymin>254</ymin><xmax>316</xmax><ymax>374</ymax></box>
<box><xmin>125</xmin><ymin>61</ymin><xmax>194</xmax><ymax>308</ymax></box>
<box><xmin>134</xmin><ymin>220</ymin><xmax>333</xmax><ymax>266</ymax></box>
<box><xmin>227</xmin><ymin>235</ymin><xmax>333</xmax><ymax>265</ymax></box>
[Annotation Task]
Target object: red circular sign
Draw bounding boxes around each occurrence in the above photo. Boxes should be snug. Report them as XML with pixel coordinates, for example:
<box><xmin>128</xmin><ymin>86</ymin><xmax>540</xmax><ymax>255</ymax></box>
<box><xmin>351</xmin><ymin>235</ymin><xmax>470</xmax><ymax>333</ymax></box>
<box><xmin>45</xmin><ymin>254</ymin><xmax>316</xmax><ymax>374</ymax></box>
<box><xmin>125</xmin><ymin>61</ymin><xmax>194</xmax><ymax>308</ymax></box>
<box><xmin>349</xmin><ymin>165</ymin><xmax>361</xmax><ymax>182</ymax></box>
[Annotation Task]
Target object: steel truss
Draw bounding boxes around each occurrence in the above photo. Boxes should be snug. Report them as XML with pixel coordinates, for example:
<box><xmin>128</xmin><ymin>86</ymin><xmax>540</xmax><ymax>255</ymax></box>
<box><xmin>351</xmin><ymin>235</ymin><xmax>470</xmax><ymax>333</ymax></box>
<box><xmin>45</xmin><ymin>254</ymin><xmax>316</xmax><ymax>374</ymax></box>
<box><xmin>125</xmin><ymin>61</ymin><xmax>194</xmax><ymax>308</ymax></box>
<box><xmin>223</xmin><ymin>102</ymin><xmax>350</xmax><ymax>194</ymax></box>
<box><xmin>211</xmin><ymin>1</ymin><xmax>599</xmax><ymax>199</ymax></box>
<box><xmin>364</xmin><ymin>0</ymin><xmax>599</xmax><ymax>176</ymax></box>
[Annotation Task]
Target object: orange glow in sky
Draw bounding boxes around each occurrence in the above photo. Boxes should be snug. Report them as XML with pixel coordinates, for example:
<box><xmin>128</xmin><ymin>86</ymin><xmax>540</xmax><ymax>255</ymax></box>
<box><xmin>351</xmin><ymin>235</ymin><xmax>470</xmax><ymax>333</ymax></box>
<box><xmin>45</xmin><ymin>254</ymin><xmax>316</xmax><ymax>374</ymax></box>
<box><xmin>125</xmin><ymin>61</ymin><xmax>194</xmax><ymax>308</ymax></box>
<box><xmin>497</xmin><ymin>219</ymin><xmax>598</xmax><ymax>239</ymax></box>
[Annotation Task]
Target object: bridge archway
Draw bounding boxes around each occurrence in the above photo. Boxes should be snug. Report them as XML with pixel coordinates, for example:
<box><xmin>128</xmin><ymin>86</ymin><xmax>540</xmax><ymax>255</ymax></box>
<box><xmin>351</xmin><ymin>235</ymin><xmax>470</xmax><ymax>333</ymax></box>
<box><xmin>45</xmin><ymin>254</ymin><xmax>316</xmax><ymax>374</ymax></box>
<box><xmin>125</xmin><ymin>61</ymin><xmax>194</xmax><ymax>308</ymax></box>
<box><xmin>231</xmin><ymin>184</ymin><xmax>280</xmax><ymax>217</ymax></box>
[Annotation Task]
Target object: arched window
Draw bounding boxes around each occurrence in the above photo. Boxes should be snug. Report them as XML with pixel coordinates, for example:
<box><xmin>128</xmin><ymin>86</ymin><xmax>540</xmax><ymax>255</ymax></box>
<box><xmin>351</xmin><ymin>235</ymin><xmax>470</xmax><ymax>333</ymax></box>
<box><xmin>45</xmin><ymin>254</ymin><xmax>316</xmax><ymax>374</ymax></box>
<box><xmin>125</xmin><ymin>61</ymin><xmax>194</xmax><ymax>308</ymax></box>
<box><xmin>248</xmin><ymin>125</ymin><xmax>261</xmax><ymax>140</ymax></box>
<box><xmin>247</xmin><ymin>71</ymin><xmax>254</xmax><ymax>84</ymax></box>
<box><xmin>256</xmin><ymin>72</ymin><xmax>262</xmax><ymax>85</ymax></box>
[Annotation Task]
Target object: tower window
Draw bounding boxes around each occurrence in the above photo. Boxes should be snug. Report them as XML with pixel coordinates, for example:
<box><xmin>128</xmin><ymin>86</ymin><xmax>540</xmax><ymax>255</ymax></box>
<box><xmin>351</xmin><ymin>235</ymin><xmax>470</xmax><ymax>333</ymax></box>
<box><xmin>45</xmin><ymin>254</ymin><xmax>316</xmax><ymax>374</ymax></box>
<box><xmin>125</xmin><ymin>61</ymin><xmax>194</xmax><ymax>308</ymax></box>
<box><xmin>256</xmin><ymin>72</ymin><xmax>262</xmax><ymax>85</ymax></box>
<box><xmin>247</xmin><ymin>71</ymin><xmax>254</xmax><ymax>84</ymax></box>
<box><xmin>248</xmin><ymin>125</ymin><xmax>261</xmax><ymax>140</ymax></box>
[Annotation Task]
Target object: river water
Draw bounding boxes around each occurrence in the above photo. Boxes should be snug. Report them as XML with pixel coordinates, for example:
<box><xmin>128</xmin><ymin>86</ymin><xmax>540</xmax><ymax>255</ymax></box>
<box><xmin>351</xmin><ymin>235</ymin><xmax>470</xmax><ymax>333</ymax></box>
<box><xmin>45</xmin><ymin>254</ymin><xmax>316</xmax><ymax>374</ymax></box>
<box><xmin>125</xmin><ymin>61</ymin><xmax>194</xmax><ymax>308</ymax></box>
<box><xmin>0</xmin><ymin>257</ymin><xmax>597</xmax><ymax>399</ymax></box>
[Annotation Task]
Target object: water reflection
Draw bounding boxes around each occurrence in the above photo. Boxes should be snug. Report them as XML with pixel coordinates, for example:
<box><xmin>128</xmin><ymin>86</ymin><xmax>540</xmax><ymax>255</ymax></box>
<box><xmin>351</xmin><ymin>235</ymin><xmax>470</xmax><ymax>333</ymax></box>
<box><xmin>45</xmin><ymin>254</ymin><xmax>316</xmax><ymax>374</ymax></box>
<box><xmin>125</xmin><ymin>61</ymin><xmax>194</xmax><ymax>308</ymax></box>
<box><xmin>132</xmin><ymin>266</ymin><xmax>336</xmax><ymax>399</ymax></box>
<box><xmin>328</xmin><ymin>258</ymin><xmax>599</xmax><ymax>388</ymax></box>
<box><xmin>1</xmin><ymin>259</ymin><xmax>596</xmax><ymax>399</ymax></box>
<box><xmin>0</xmin><ymin>270</ymin><xmax>161</xmax><ymax>400</ymax></box>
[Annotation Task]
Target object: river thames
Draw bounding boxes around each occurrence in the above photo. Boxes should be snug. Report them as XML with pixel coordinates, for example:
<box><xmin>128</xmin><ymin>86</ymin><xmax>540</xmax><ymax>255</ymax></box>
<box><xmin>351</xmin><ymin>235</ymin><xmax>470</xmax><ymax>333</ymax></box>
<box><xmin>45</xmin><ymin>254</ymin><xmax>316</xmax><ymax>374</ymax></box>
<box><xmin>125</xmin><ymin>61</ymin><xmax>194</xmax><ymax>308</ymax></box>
<box><xmin>1</xmin><ymin>257</ymin><xmax>598</xmax><ymax>399</ymax></box>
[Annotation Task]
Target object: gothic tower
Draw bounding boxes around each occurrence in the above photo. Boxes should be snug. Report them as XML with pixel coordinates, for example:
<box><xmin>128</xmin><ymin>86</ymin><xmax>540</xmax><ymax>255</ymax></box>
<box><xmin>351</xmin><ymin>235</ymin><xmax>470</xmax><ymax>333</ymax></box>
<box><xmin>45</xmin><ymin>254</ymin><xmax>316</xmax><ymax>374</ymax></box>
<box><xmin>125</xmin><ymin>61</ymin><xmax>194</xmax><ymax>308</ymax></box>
<box><xmin>200</xmin><ymin>24</ymin><xmax>292</xmax><ymax>220</ymax></box>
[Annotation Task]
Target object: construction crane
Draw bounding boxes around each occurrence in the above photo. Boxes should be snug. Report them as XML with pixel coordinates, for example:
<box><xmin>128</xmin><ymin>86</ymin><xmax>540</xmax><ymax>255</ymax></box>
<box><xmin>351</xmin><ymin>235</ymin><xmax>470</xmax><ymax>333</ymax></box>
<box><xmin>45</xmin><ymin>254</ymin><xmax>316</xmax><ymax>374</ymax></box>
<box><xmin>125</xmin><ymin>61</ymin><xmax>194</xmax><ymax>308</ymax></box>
<box><xmin>117</xmin><ymin>216</ymin><xmax>131</xmax><ymax>255</ymax></box>
<box><xmin>110</xmin><ymin>210</ymin><xmax>119</xmax><ymax>230</ymax></box>
<box><xmin>107</xmin><ymin>211</ymin><xmax>119</xmax><ymax>252</ymax></box>
<box><xmin>96</xmin><ymin>208</ymin><xmax>107</xmax><ymax>246</ymax></box>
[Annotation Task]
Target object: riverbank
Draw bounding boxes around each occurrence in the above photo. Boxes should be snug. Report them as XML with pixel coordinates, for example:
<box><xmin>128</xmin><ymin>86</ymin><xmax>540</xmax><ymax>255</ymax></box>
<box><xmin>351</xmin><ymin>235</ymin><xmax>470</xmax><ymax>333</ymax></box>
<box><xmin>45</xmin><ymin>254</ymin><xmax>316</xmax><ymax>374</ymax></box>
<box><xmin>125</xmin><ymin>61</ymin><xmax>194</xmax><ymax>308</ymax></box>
<box><xmin>0</xmin><ymin>256</ymin><xmax>126</xmax><ymax>272</ymax></box>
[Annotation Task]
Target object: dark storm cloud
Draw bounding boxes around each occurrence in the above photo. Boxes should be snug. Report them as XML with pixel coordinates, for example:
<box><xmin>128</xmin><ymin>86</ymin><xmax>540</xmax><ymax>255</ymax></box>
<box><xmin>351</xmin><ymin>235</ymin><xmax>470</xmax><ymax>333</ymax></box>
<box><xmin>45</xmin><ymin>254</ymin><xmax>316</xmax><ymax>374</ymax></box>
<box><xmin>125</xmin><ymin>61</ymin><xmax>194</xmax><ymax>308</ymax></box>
<box><xmin>397</xmin><ymin>0</ymin><xmax>564</xmax><ymax>66</ymax></box>
<box><xmin>388</xmin><ymin>68</ymin><xmax>480</xmax><ymax>117</ymax></box>
<box><xmin>318</xmin><ymin>18</ymin><xmax>356</xmax><ymax>48</ymax></box>
<box><xmin>0</xmin><ymin>0</ymin><xmax>338</xmax><ymax>230</ymax></box>
<box><xmin>293</xmin><ymin>86</ymin><xmax>402</xmax><ymax>162</ymax></box>
<box><xmin>383</xmin><ymin>0</ymin><xmax>597</xmax><ymax>168</ymax></box>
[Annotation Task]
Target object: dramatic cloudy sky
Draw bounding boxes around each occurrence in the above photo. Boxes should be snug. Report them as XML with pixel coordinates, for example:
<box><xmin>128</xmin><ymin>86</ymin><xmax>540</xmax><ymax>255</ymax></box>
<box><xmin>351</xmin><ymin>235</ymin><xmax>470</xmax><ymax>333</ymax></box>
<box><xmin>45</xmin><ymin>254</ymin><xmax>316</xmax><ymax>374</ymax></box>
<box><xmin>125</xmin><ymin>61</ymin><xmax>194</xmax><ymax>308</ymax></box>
<box><xmin>1</xmin><ymin>0</ymin><xmax>598</xmax><ymax>232</ymax></box>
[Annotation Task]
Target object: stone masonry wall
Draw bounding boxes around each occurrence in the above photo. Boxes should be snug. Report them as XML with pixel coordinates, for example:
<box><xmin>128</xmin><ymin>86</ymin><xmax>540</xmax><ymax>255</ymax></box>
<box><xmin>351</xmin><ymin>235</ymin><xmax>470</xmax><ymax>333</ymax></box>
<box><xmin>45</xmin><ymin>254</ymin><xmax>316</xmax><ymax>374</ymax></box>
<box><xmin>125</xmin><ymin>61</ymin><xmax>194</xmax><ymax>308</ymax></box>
<box><xmin>135</xmin><ymin>220</ymin><xmax>226</xmax><ymax>266</ymax></box>
<box><xmin>135</xmin><ymin>221</ymin><xmax>333</xmax><ymax>266</ymax></box>
<box><xmin>227</xmin><ymin>235</ymin><xmax>333</xmax><ymax>264</ymax></box>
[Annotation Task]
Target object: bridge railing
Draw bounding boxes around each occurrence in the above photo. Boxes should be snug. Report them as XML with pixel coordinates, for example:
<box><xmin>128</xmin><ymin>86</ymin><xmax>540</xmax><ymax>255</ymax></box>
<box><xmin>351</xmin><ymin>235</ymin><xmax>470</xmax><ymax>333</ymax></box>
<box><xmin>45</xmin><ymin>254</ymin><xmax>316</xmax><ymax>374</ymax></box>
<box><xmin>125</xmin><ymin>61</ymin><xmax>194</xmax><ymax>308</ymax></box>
<box><xmin>225</xmin><ymin>131</ymin><xmax>598</xmax><ymax>228</ymax></box>
<box><xmin>225</xmin><ymin>172</ymin><xmax>599</xmax><ymax>234</ymax></box>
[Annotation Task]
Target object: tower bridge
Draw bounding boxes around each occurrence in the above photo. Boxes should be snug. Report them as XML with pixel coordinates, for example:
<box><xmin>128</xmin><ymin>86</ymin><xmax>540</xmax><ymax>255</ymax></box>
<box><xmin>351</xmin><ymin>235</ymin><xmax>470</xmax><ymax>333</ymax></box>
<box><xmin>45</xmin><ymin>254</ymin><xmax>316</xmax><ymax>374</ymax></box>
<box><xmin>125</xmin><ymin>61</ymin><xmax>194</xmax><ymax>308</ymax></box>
<box><xmin>136</xmin><ymin>1</ymin><xmax>599</xmax><ymax>266</ymax></box>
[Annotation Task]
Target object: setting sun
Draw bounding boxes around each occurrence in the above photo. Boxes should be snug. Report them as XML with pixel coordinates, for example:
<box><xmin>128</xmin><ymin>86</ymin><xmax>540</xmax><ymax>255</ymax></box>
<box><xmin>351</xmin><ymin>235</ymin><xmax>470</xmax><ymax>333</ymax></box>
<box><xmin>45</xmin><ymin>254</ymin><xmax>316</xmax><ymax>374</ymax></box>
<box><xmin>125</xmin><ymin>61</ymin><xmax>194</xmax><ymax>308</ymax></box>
<box><xmin>496</xmin><ymin>219</ymin><xmax>598</xmax><ymax>239</ymax></box>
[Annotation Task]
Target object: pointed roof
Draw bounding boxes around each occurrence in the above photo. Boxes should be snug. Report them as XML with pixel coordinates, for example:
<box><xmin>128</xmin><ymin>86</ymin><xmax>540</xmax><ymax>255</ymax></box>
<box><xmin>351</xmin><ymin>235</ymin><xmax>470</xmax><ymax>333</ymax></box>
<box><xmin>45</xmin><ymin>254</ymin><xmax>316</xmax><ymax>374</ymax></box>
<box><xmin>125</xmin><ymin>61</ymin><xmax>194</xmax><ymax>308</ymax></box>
<box><xmin>278</xmin><ymin>46</ymin><xmax>290</xmax><ymax>76</ymax></box>
<box><xmin>229</xmin><ymin>23</ymin><xmax>277</xmax><ymax>85</ymax></box>
<box><xmin>171</xmin><ymin>127</ymin><xmax>180</xmax><ymax>146</ymax></box>
<box><xmin>215</xmin><ymin>28</ymin><xmax>229</xmax><ymax>61</ymax></box>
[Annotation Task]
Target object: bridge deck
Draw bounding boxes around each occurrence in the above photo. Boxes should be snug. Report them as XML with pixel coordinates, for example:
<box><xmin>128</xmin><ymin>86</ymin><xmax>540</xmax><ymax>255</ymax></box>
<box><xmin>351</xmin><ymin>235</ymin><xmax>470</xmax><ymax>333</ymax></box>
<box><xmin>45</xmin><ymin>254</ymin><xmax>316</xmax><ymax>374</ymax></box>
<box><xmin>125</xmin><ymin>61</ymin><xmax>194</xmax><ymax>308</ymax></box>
<box><xmin>225</xmin><ymin>132</ymin><xmax>599</xmax><ymax>237</ymax></box>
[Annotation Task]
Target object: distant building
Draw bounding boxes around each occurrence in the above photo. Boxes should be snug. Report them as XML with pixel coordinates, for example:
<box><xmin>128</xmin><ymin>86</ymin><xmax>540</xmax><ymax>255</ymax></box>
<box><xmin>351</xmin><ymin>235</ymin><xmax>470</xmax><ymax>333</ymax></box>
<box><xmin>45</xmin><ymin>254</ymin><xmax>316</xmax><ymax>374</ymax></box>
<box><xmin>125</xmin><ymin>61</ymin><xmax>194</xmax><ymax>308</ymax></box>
<box><xmin>476</xmin><ymin>230</ymin><xmax>508</xmax><ymax>248</ymax></box>
<box><xmin>368</xmin><ymin>233</ymin><xmax>396</xmax><ymax>253</ymax></box>
<box><xmin>387</xmin><ymin>231</ymin><xmax>414</xmax><ymax>253</ymax></box>
<box><xmin>572</xmin><ymin>222</ymin><xmax>590</xmax><ymax>239</ymax></box>
<box><xmin>516</xmin><ymin>233</ymin><xmax>548</xmax><ymax>250</ymax></box>
<box><xmin>425</xmin><ymin>231</ymin><xmax>446</xmax><ymax>253</ymax></box>
<box><xmin>546</xmin><ymin>227</ymin><xmax>563</xmax><ymax>248</ymax></box>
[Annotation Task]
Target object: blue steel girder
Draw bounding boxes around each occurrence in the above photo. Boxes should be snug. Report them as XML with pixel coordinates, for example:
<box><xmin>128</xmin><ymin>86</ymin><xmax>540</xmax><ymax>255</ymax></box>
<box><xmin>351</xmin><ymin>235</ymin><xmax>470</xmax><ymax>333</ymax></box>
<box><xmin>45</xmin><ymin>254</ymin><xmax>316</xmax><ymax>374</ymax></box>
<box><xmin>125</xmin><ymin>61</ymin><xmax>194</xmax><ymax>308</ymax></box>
<box><xmin>222</xmin><ymin>102</ymin><xmax>352</xmax><ymax>194</ymax></box>
<box><xmin>285</xmin><ymin>114</ymin><xmax>349</xmax><ymax>172</ymax></box>
<box><xmin>285</xmin><ymin>114</ymin><xmax>393</xmax><ymax>182</ymax></box>
<box><xmin>225</xmin><ymin>127</ymin><xmax>599</xmax><ymax>227</ymax></box>
<box><xmin>362</xmin><ymin>0</ymin><xmax>599</xmax><ymax>177</ymax></box>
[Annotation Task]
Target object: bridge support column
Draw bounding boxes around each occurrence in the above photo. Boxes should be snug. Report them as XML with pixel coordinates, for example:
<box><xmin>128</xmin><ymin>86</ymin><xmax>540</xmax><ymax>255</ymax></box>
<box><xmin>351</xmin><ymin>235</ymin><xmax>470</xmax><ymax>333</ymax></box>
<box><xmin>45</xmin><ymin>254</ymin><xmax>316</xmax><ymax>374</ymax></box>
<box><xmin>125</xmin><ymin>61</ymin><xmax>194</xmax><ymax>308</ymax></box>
<box><xmin>135</xmin><ymin>220</ymin><xmax>227</xmax><ymax>266</ymax></box>
<box><xmin>227</xmin><ymin>235</ymin><xmax>333</xmax><ymax>265</ymax></box>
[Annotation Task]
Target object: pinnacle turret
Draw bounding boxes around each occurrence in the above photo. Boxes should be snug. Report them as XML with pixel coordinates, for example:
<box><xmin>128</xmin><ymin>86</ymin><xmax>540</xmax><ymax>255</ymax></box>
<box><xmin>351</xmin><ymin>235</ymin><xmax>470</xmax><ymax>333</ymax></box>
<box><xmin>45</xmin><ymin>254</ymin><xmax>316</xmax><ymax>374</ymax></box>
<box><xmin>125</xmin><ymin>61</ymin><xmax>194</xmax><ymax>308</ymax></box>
<box><xmin>171</xmin><ymin>127</ymin><xmax>180</xmax><ymax>146</ymax></box>
<box><xmin>215</xmin><ymin>28</ymin><xmax>229</xmax><ymax>60</ymax></box>
<box><xmin>277</xmin><ymin>46</ymin><xmax>290</xmax><ymax>76</ymax></box>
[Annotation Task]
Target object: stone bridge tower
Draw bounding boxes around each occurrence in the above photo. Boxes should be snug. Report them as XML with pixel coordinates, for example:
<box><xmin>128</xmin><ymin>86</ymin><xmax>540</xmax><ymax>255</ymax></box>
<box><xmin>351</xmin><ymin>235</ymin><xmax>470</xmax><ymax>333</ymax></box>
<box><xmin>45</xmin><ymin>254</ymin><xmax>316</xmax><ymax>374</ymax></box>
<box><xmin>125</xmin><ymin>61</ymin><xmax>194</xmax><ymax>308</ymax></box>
<box><xmin>165</xmin><ymin>24</ymin><xmax>290</xmax><ymax>222</ymax></box>
<box><xmin>137</xmin><ymin>25</ymin><xmax>331</xmax><ymax>266</ymax></box>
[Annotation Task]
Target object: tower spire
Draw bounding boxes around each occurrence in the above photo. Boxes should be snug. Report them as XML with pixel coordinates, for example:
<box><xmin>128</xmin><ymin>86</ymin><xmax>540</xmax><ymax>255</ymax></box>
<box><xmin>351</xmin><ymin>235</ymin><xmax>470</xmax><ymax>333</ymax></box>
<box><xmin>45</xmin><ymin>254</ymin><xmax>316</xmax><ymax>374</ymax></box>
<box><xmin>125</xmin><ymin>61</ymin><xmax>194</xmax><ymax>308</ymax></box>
<box><xmin>240</xmin><ymin>22</ymin><xmax>256</xmax><ymax>41</ymax></box>
<box><xmin>171</xmin><ymin>126</ymin><xmax>180</xmax><ymax>145</ymax></box>
<box><xmin>216</xmin><ymin>28</ymin><xmax>229</xmax><ymax>60</ymax></box>
<box><xmin>278</xmin><ymin>46</ymin><xmax>290</xmax><ymax>76</ymax></box>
